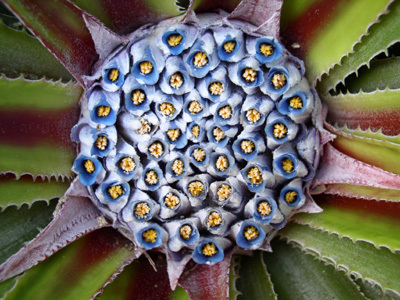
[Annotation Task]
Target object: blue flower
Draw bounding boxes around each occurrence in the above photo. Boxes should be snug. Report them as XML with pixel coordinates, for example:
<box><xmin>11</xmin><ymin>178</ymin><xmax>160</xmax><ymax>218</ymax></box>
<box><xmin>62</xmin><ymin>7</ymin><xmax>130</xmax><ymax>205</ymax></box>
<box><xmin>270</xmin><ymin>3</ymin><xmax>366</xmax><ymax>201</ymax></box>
<box><xmin>95</xmin><ymin>173</ymin><xmax>130</xmax><ymax>213</ymax></box>
<box><xmin>165</xmin><ymin>217</ymin><xmax>200</xmax><ymax>252</ymax></box>
<box><xmin>101</xmin><ymin>48</ymin><xmax>130</xmax><ymax>92</ymax></box>
<box><xmin>134</xmin><ymin>223</ymin><xmax>167</xmax><ymax>250</ymax></box>
<box><xmin>192</xmin><ymin>237</ymin><xmax>231</xmax><ymax>264</ymax></box>
<box><xmin>122</xmin><ymin>74</ymin><xmax>155</xmax><ymax>116</ymax></box>
<box><xmin>87</xmin><ymin>88</ymin><xmax>120</xmax><ymax>126</ymax></box>
<box><xmin>233</xmin><ymin>220</ymin><xmax>268</xmax><ymax>249</ymax></box>
<box><xmin>159</xmin><ymin>24</ymin><xmax>198</xmax><ymax>56</ymax></box>
<box><xmin>159</xmin><ymin>56</ymin><xmax>194</xmax><ymax>95</ymax></box>
<box><xmin>213</xmin><ymin>27</ymin><xmax>245</xmax><ymax>62</ymax></box>
<box><xmin>247</xmin><ymin>36</ymin><xmax>283</xmax><ymax>65</ymax></box>
<box><xmin>72</xmin><ymin>154</ymin><xmax>103</xmax><ymax>186</ymax></box>
<box><xmin>121</xmin><ymin>190</ymin><xmax>160</xmax><ymax>223</ymax></box>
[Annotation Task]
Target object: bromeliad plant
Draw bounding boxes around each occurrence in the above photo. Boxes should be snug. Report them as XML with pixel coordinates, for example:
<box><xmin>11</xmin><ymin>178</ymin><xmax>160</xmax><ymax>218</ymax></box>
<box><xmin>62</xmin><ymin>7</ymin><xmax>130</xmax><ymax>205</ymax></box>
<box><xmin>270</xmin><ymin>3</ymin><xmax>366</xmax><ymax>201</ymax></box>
<box><xmin>0</xmin><ymin>0</ymin><xmax>399</xmax><ymax>299</ymax></box>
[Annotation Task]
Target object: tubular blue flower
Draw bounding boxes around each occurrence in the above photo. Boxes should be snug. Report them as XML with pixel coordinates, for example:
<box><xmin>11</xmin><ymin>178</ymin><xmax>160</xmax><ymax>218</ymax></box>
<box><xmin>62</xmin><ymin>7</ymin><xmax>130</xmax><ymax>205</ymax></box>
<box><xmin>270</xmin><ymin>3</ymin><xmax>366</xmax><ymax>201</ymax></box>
<box><xmin>156</xmin><ymin>186</ymin><xmax>190</xmax><ymax>220</ymax></box>
<box><xmin>95</xmin><ymin>173</ymin><xmax>130</xmax><ymax>213</ymax></box>
<box><xmin>246</xmin><ymin>36</ymin><xmax>283</xmax><ymax>65</ymax></box>
<box><xmin>187</xmin><ymin>143</ymin><xmax>212</xmax><ymax>171</ymax></box>
<box><xmin>118</xmin><ymin>111</ymin><xmax>159</xmax><ymax>144</ymax></box>
<box><xmin>159</xmin><ymin>56</ymin><xmax>194</xmax><ymax>95</ymax></box>
<box><xmin>228</xmin><ymin>57</ymin><xmax>264</xmax><ymax>94</ymax></box>
<box><xmin>244</xmin><ymin>193</ymin><xmax>280</xmax><ymax>225</ymax></box>
<box><xmin>121</xmin><ymin>189</ymin><xmax>160</xmax><ymax>223</ymax></box>
<box><xmin>265</xmin><ymin>111</ymin><xmax>299</xmax><ymax>149</ymax></box>
<box><xmin>232</xmin><ymin>131</ymin><xmax>266</xmax><ymax>162</ymax></box>
<box><xmin>209</xmin><ymin>178</ymin><xmax>248</xmax><ymax>213</ymax></box>
<box><xmin>206</xmin><ymin>121</ymin><xmax>238</xmax><ymax>148</ymax></box>
<box><xmin>211</xmin><ymin>93</ymin><xmax>242</xmax><ymax>126</ymax></box>
<box><xmin>160</xmin><ymin>118</ymin><xmax>188</xmax><ymax>150</ymax></box>
<box><xmin>164</xmin><ymin>217</ymin><xmax>201</xmax><ymax>252</ymax></box>
<box><xmin>278</xmin><ymin>178</ymin><xmax>306</xmax><ymax>217</ymax></box>
<box><xmin>78</xmin><ymin>125</ymin><xmax>117</xmax><ymax>158</ymax></box>
<box><xmin>72</xmin><ymin>153</ymin><xmax>104</xmax><ymax>186</ymax></box>
<box><xmin>153</xmin><ymin>91</ymin><xmax>183</xmax><ymax>121</ymax></box>
<box><xmin>198</xmin><ymin>66</ymin><xmax>231</xmax><ymax>103</ymax></box>
<box><xmin>136</xmin><ymin>160</ymin><xmax>165</xmax><ymax>192</ymax></box>
<box><xmin>165</xmin><ymin>152</ymin><xmax>192</xmax><ymax>183</ymax></box>
<box><xmin>86</xmin><ymin>88</ymin><xmax>120</xmax><ymax>127</ymax></box>
<box><xmin>101</xmin><ymin>47</ymin><xmax>130</xmax><ymax>92</ymax></box>
<box><xmin>192</xmin><ymin>237</ymin><xmax>231</xmax><ymax>264</ymax></box>
<box><xmin>231</xmin><ymin>219</ymin><xmax>269</xmax><ymax>249</ymax></box>
<box><xmin>240</xmin><ymin>93</ymin><xmax>274</xmax><ymax>131</ymax></box>
<box><xmin>158</xmin><ymin>24</ymin><xmax>198</xmax><ymax>56</ymax></box>
<box><xmin>186</xmin><ymin>121</ymin><xmax>206</xmax><ymax>143</ymax></box>
<box><xmin>182</xmin><ymin>90</ymin><xmax>210</xmax><ymax>122</ymax></box>
<box><xmin>213</xmin><ymin>26</ymin><xmax>245</xmax><ymax>62</ymax></box>
<box><xmin>272</xmin><ymin>143</ymin><xmax>308</xmax><ymax>181</ymax></box>
<box><xmin>122</xmin><ymin>74</ymin><xmax>155</xmax><ymax>116</ymax></box>
<box><xmin>208</xmin><ymin>150</ymin><xmax>238</xmax><ymax>178</ymax></box>
<box><xmin>132</xmin><ymin>222</ymin><xmax>168</xmax><ymax>250</ymax></box>
<box><xmin>195</xmin><ymin>207</ymin><xmax>237</xmax><ymax>236</ymax></box>
<box><xmin>239</xmin><ymin>155</ymin><xmax>276</xmax><ymax>193</ymax></box>
<box><xmin>138</xmin><ymin>132</ymin><xmax>169</xmax><ymax>162</ymax></box>
<box><xmin>178</xmin><ymin>174</ymin><xmax>212</xmax><ymax>208</ymax></box>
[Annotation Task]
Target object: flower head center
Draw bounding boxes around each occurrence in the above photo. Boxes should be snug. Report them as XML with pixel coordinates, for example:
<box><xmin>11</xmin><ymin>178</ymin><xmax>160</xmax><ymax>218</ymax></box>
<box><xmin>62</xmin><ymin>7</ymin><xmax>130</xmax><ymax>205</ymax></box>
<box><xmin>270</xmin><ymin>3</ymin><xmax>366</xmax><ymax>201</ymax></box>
<box><xmin>273</xmin><ymin>123</ymin><xmax>288</xmax><ymax>139</ymax></box>
<box><xmin>95</xmin><ymin>135</ymin><xmax>108</xmax><ymax>150</ymax></box>
<box><xmin>84</xmin><ymin>159</ymin><xmax>95</xmax><ymax>173</ymax></box>
<box><xmin>170</xmin><ymin>72</ymin><xmax>184</xmax><ymax>89</ymax></box>
<box><xmin>145</xmin><ymin>170</ymin><xmax>159</xmax><ymax>185</ymax></box>
<box><xmin>164</xmin><ymin>193</ymin><xmax>180</xmax><ymax>209</ymax></box>
<box><xmin>193</xmin><ymin>148</ymin><xmax>206</xmax><ymax>162</ymax></box>
<box><xmin>271</xmin><ymin>73</ymin><xmax>287</xmax><ymax>89</ymax></box>
<box><xmin>108</xmin><ymin>68</ymin><xmax>119</xmax><ymax>82</ymax></box>
<box><xmin>119</xmin><ymin>157</ymin><xmax>136</xmax><ymax>174</ymax></box>
<box><xmin>240</xmin><ymin>140</ymin><xmax>255</xmax><ymax>154</ymax></box>
<box><xmin>193</xmin><ymin>51</ymin><xmax>208</xmax><ymax>68</ymax></box>
<box><xmin>213</xmin><ymin>127</ymin><xmax>226</xmax><ymax>142</ymax></box>
<box><xmin>243</xmin><ymin>225</ymin><xmax>259</xmax><ymax>241</ymax></box>
<box><xmin>148</xmin><ymin>141</ymin><xmax>164</xmax><ymax>158</ymax></box>
<box><xmin>159</xmin><ymin>102</ymin><xmax>175</xmax><ymax>117</ymax></box>
<box><xmin>257</xmin><ymin>201</ymin><xmax>271</xmax><ymax>216</ymax></box>
<box><xmin>217</xmin><ymin>184</ymin><xmax>232</xmax><ymax>201</ymax></box>
<box><xmin>179</xmin><ymin>224</ymin><xmax>192</xmax><ymax>240</ymax></box>
<box><xmin>285</xmin><ymin>190</ymin><xmax>298</xmax><ymax>204</ymax></box>
<box><xmin>108</xmin><ymin>185</ymin><xmax>124</xmax><ymax>199</ymax></box>
<box><xmin>131</xmin><ymin>89</ymin><xmax>146</xmax><ymax>105</ymax></box>
<box><xmin>97</xmin><ymin>105</ymin><xmax>111</xmax><ymax>117</ymax></box>
<box><xmin>289</xmin><ymin>96</ymin><xmax>303</xmax><ymax>109</ymax></box>
<box><xmin>134</xmin><ymin>202</ymin><xmax>150</xmax><ymax>219</ymax></box>
<box><xmin>242</xmin><ymin>68</ymin><xmax>257</xmax><ymax>82</ymax></box>
<box><xmin>188</xmin><ymin>101</ymin><xmax>203</xmax><ymax>114</ymax></box>
<box><xmin>171</xmin><ymin>159</ymin><xmax>184</xmax><ymax>176</ymax></box>
<box><xmin>260</xmin><ymin>43</ymin><xmax>274</xmax><ymax>56</ymax></box>
<box><xmin>218</xmin><ymin>105</ymin><xmax>232</xmax><ymax>119</ymax></box>
<box><xmin>215</xmin><ymin>155</ymin><xmax>229</xmax><ymax>172</ymax></box>
<box><xmin>223</xmin><ymin>40</ymin><xmax>236</xmax><ymax>53</ymax></box>
<box><xmin>207</xmin><ymin>211</ymin><xmax>223</xmax><ymax>227</ymax></box>
<box><xmin>188</xmin><ymin>181</ymin><xmax>204</xmax><ymax>196</ymax></box>
<box><xmin>209</xmin><ymin>82</ymin><xmax>224</xmax><ymax>95</ymax></box>
<box><xmin>248</xmin><ymin>167</ymin><xmax>263</xmax><ymax>185</ymax></box>
<box><xmin>142</xmin><ymin>229</ymin><xmax>157</xmax><ymax>243</ymax></box>
<box><xmin>202</xmin><ymin>243</ymin><xmax>218</xmax><ymax>256</ymax></box>
<box><xmin>282</xmin><ymin>158</ymin><xmax>294</xmax><ymax>173</ymax></box>
<box><xmin>246</xmin><ymin>109</ymin><xmax>261</xmax><ymax>123</ymax></box>
<box><xmin>191</xmin><ymin>125</ymin><xmax>200</xmax><ymax>138</ymax></box>
<box><xmin>167</xmin><ymin>128</ymin><xmax>181</xmax><ymax>142</ymax></box>
<box><xmin>167</xmin><ymin>33</ymin><xmax>183</xmax><ymax>47</ymax></box>
<box><xmin>139</xmin><ymin>61</ymin><xmax>153</xmax><ymax>75</ymax></box>
<box><xmin>137</xmin><ymin>119</ymin><xmax>151</xmax><ymax>135</ymax></box>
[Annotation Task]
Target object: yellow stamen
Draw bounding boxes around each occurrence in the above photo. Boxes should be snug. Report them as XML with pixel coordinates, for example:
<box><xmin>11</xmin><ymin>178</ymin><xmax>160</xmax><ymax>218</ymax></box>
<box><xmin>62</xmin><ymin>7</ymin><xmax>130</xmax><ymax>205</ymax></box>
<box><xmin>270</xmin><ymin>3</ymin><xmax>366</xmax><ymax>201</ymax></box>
<box><xmin>191</xmin><ymin>125</ymin><xmax>200</xmax><ymax>138</ymax></box>
<box><xmin>223</xmin><ymin>40</ymin><xmax>236</xmax><ymax>53</ymax></box>
<box><xmin>207</xmin><ymin>211</ymin><xmax>222</xmax><ymax>228</ymax></box>
<box><xmin>137</xmin><ymin>119</ymin><xmax>151</xmax><ymax>135</ymax></box>
<box><xmin>260</xmin><ymin>43</ymin><xmax>273</xmax><ymax>56</ymax></box>
<box><xmin>134</xmin><ymin>202</ymin><xmax>150</xmax><ymax>219</ymax></box>
<box><xmin>188</xmin><ymin>181</ymin><xmax>204</xmax><ymax>196</ymax></box>
<box><xmin>164</xmin><ymin>193</ymin><xmax>180</xmax><ymax>209</ymax></box>
<box><xmin>179</xmin><ymin>225</ymin><xmax>192</xmax><ymax>240</ymax></box>
<box><xmin>248</xmin><ymin>167</ymin><xmax>263</xmax><ymax>185</ymax></box>
<box><xmin>84</xmin><ymin>159</ymin><xmax>95</xmax><ymax>174</ymax></box>
<box><xmin>145</xmin><ymin>170</ymin><xmax>159</xmax><ymax>185</ymax></box>
<box><xmin>218</xmin><ymin>105</ymin><xmax>232</xmax><ymax>119</ymax></box>
<box><xmin>246</xmin><ymin>109</ymin><xmax>261</xmax><ymax>123</ymax></box>
<box><xmin>131</xmin><ymin>89</ymin><xmax>146</xmax><ymax>105</ymax></box>
<box><xmin>142</xmin><ymin>229</ymin><xmax>157</xmax><ymax>243</ymax></box>
<box><xmin>97</xmin><ymin>105</ymin><xmax>111</xmax><ymax>117</ymax></box>
<box><xmin>139</xmin><ymin>61</ymin><xmax>153</xmax><ymax>75</ymax></box>
<box><xmin>167</xmin><ymin>33</ymin><xmax>183</xmax><ymax>47</ymax></box>
<box><xmin>209</xmin><ymin>82</ymin><xmax>224</xmax><ymax>95</ymax></box>
<box><xmin>271</xmin><ymin>73</ymin><xmax>287</xmax><ymax>89</ymax></box>
<box><xmin>257</xmin><ymin>201</ymin><xmax>271</xmax><ymax>216</ymax></box>
<box><xmin>167</xmin><ymin>128</ymin><xmax>181</xmax><ymax>142</ymax></box>
<box><xmin>215</xmin><ymin>155</ymin><xmax>229</xmax><ymax>172</ymax></box>
<box><xmin>119</xmin><ymin>157</ymin><xmax>136</xmax><ymax>174</ymax></box>
<box><xmin>108</xmin><ymin>185</ymin><xmax>124</xmax><ymax>199</ymax></box>
<box><xmin>202</xmin><ymin>243</ymin><xmax>218</xmax><ymax>256</ymax></box>
<box><xmin>243</xmin><ymin>226</ymin><xmax>259</xmax><ymax>241</ymax></box>
<box><xmin>289</xmin><ymin>96</ymin><xmax>303</xmax><ymax>109</ymax></box>
<box><xmin>148</xmin><ymin>141</ymin><xmax>164</xmax><ymax>158</ymax></box>
<box><xmin>217</xmin><ymin>184</ymin><xmax>232</xmax><ymax>201</ymax></box>
<box><xmin>108</xmin><ymin>68</ymin><xmax>119</xmax><ymax>82</ymax></box>
<box><xmin>282</xmin><ymin>158</ymin><xmax>294</xmax><ymax>173</ymax></box>
<box><xmin>193</xmin><ymin>51</ymin><xmax>208</xmax><ymax>68</ymax></box>
<box><xmin>159</xmin><ymin>102</ymin><xmax>175</xmax><ymax>117</ymax></box>
<box><xmin>240</xmin><ymin>140</ymin><xmax>255</xmax><ymax>154</ymax></box>
<box><xmin>273</xmin><ymin>123</ymin><xmax>288</xmax><ymax>139</ymax></box>
<box><xmin>242</xmin><ymin>68</ymin><xmax>257</xmax><ymax>82</ymax></box>
<box><xmin>188</xmin><ymin>101</ymin><xmax>203</xmax><ymax>114</ymax></box>
<box><xmin>285</xmin><ymin>190</ymin><xmax>298</xmax><ymax>204</ymax></box>
<box><xmin>213</xmin><ymin>127</ymin><xmax>226</xmax><ymax>142</ymax></box>
<box><xmin>171</xmin><ymin>159</ymin><xmax>184</xmax><ymax>176</ymax></box>
<box><xmin>193</xmin><ymin>148</ymin><xmax>206</xmax><ymax>162</ymax></box>
<box><xmin>170</xmin><ymin>72</ymin><xmax>184</xmax><ymax>89</ymax></box>
<box><xmin>95</xmin><ymin>135</ymin><xmax>108</xmax><ymax>150</ymax></box>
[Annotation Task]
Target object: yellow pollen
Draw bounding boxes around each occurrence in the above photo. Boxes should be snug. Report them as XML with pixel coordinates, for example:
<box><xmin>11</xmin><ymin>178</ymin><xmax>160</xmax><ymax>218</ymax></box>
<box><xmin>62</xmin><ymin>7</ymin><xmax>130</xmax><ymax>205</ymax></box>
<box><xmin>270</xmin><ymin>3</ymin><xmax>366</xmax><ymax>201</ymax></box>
<box><xmin>209</xmin><ymin>82</ymin><xmax>224</xmax><ymax>95</ymax></box>
<box><xmin>191</xmin><ymin>125</ymin><xmax>200</xmax><ymax>138</ymax></box>
<box><xmin>248</xmin><ymin>167</ymin><xmax>263</xmax><ymax>185</ymax></box>
<box><xmin>137</xmin><ymin>119</ymin><xmax>151</xmax><ymax>135</ymax></box>
<box><xmin>131</xmin><ymin>89</ymin><xmax>146</xmax><ymax>105</ymax></box>
<box><xmin>171</xmin><ymin>159</ymin><xmax>184</xmax><ymax>176</ymax></box>
<box><xmin>84</xmin><ymin>159</ymin><xmax>95</xmax><ymax>173</ymax></box>
<box><xmin>273</xmin><ymin>123</ymin><xmax>288</xmax><ymax>139</ymax></box>
<box><xmin>119</xmin><ymin>157</ymin><xmax>136</xmax><ymax>174</ymax></box>
<box><xmin>193</xmin><ymin>51</ymin><xmax>208</xmax><ymax>68</ymax></box>
<box><xmin>188</xmin><ymin>181</ymin><xmax>204</xmax><ymax>196</ymax></box>
<box><xmin>145</xmin><ymin>170</ymin><xmax>159</xmax><ymax>185</ymax></box>
<box><xmin>139</xmin><ymin>61</ymin><xmax>153</xmax><ymax>75</ymax></box>
<box><xmin>260</xmin><ymin>43</ymin><xmax>274</xmax><ymax>56</ymax></box>
<box><xmin>218</xmin><ymin>105</ymin><xmax>232</xmax><ymax>119</ymax></box>
<box><xmin>271</xmin><ymin>73</ymin><xmax>287</xmax><ymax>89</ymax></box>
<box><xmin>213</xmin><ymin>127</ymin><xmax>226</xmax><ymax>142</ymax></box>
<box><xmin>167</xmin><ymin>128</ymin><xmax>181</xmax><ymax>142</ymax></box>
<box><xmin>215</xmin><ymin>155</ymin><xmax>229</xmax><ymax>172</ymax></box>
<box><xmin>223</xmin><ymin>40</ymin><xmax>236</xmax><ymax>53</ymax></box>
<box><xmin>142</xmin><ymin>229</ymin><xmax>157</xmax><ymax>243</ymax></box>
<box><xmin>188</xmin><ymin>101</ymin><xmax>203</xmax><ymax>114</ymax></box>
<box><xmin>243</xmin><ymin>226</ymin><xmax>259</xmax><ymax>241</ymax></box>
<box><xmin>134</xmin><ymin>202</ymin><xmax>150</xmax><ymax>219</ymax></box>
<box><xmin>282</xmin><ymin>158</ymin><xmax>294</xmax><ymax>173</ymax></box>
<box><xmin>285</xmin><ymin>190</ymin><xmax>298</xmax><ymax>204</ymax></box>
<box><xmin>193</xmin><ymin>148</ymin><xmax>206</xmax><ymax>162</ymax></box>
<box><xmin>108</xmin><ymin>68</ymin><xmax>119</xmax><ymax>82</ymax></box>
<box><xmin>217</xmin><ymin>184</ymin><xmax>232</xmax><ymax>201</ymax></box>
<box><xmin>179</xmin><ymin>225</ymin><xmax>192</xmax><ymax>240</ymax></box>
<box><xmin>95</xmin><ymin>135</ymin><xmax>108</xmax><ymax>150</ymax></box>
<box><xmin>289</xmin><ymin>96</ymin><xmax>303</xmax><ymax>109</ymax></box>
<box><xmin>240</xmin><ymin>140</ymin><xmax>255</xmax><ymax>154</ymax></box>
<box><xmin>242</xmin><ymin>68</ymin><xmax>257</xmax><ymax>82</ymax></box>
<box><xmin>159</xmin><ymin>102</ymin><xmax>175</xmax><ymax>117</ymax></box>
<box><xmin>202</xmin><ymin>243</ymin><xmax>218</xmax><ymax>256</ymax></box>
<box><xmin>97</xmin><ymin>105</ymin><xmax>111</xmax><ymax>117</ymax></box>
<box><xmin>246</xmin><ymin>109</ymin><xmax>261</xmax><ymax>123</ymax></box>
<box><xmin>167</xmin><ymin>33</ymin><xmax>183</xmax><ymax>47</ymax></box>
<box><xmin>108</xmin><ymin>185</ymin><xmax>124</xmax><ymax>199</ymax></box>
<box><xmin>207</xmin><ymin>211</ymin><xmax>223</xmax><ymax>227</ymax></box>
<box><xmin>164</xmin><ymin>193</ymin><xmax>180</xmax><ymax>209</ymax></box>
<box><xmin>257</xmin><ymin>201</ymin><xmax>272</xmax><ymax>216</ymax></box>
<box><xmin>170</xmin><ymin>72</ymin><xmax>184</xmax><ymax>89</ymax></box>
<box><xmin>148</xmin><ymin>142</ymin><xmax>164</xmax><ymax>158</ymax></box>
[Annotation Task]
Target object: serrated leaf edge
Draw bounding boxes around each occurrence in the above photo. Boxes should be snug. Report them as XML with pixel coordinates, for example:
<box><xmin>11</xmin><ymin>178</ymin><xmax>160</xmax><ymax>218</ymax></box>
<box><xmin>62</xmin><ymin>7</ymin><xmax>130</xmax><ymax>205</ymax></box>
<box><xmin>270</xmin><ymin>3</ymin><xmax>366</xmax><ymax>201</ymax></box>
<box><xmin>0</xmin><ymin>73</ymin><xmax>79</xmax><ymax>88</ymax></box>
<box><xmin>0</xmin><ymin>171</ymin><xmax>74</xmax><ymax>183</ymax></box>
<box><xmin>335</xmin><ymin>124</ymin><xmax>400</xmax><ymax>143</ymax></box>
<box><xmin>229</xmin><ymin>255</ymin><xmax>242</xmax><ymax>300</ymax></box>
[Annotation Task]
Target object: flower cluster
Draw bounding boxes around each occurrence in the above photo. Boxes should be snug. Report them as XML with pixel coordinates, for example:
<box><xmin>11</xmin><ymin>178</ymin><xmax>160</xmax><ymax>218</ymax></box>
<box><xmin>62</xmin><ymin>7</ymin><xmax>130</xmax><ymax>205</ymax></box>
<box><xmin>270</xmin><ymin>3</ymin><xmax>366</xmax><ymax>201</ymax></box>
<box><xmin>72</xmin><ymin>13</ymin><xmax>319</xmax><ymax>264</ymax></box>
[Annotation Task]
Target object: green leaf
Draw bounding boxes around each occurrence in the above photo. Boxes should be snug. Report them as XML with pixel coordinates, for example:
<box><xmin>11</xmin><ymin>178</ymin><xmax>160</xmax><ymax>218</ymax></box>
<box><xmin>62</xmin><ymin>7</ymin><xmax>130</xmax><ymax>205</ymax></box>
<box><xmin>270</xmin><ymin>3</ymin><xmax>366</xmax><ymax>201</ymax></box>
<box><xmin>0</xmin><ymin>76</ymin><xmax>82</xmax><ymax>110</ymax></box>
<box><xmin>0</xmin><ymin>278</ymin><xmax>16</xmax><ymax>299</ymax></box>
<box><xmin>264</xmin><ymin>240</ymin><xmax>366</xmax><ymax>300</ymax></box>
<box><xmin>279</xmin><ymin>223</ymin><xmax>400</xmax><ymax>295</ymax></box>
<box><xmin>0</xmin><ymin>199</ymin><xmax>57</xmax><ymax>265</ymax></box>
<box><xmin>353</xmin><ymin>277</ymin><xmax>400</xmax><ymax>300</ymax></box>
<box><xmin>339</xmin><ymin>126</ymin><xmax>400</xmax><ymax>145</ymax></box>
<box><xmin>169</xmin><ymin>287</ymin><xmax>190</xmax><ymax>300</ymax></box>
<box><xmin>292</xmin><ymin>196</ymin><xmax>400</xmax><ymax>252</ymax></box>
<box><xmin>0</xmin><ymin>19</ymin><xmax>72</xmax><ymax>81</ymax></box>
<box><xmin>318</xmin><ymin>0</ymin><xmax>400</xmax><ymax>94</ymax></box>
<box><xmin>236</xmin><ymin>252</ymin><xmax>277</xmax><ymax>300</ymax></box>
<box><xmin>0</xmin><ymin>176</ymin><xmax>69</xmax><ymax>208</ymax></box>
<box><xmin>229</xmin><ymin>255</ymin><xmax>241</xmax><ymax>300</ymax></box>
<box><xmin>4</xmin><ymin>228</ymin><xmax>134</xmax><ymax>300</ymax></box>
<box><xmin>345</xmin><ymin>57</ymin><xmax>400</xmax><ymax>93</ymax></box>
<box><xmin>324</xmin><ymin>184</ymin><xmax>400</xmax><ymax>202</ymax></box>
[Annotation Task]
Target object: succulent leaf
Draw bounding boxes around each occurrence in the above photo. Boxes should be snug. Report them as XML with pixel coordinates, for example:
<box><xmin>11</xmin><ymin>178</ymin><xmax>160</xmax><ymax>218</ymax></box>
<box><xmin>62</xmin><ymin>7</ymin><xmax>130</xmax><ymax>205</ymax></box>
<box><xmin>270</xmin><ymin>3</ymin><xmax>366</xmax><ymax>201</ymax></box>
<box><xmin>324</xmin><ymin>184</ymin><xmax>400</xmax><ymax>202</ymax></box>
